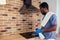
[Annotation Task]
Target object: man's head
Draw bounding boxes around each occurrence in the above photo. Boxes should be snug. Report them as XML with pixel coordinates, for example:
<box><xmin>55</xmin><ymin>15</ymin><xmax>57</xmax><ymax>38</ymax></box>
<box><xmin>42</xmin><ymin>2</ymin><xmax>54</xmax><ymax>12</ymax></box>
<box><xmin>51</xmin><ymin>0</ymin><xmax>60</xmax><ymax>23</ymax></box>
<box><xmin>39</xmin><ymin>2</ymin><xmax>49</xmax><ymax>15</ymax></box>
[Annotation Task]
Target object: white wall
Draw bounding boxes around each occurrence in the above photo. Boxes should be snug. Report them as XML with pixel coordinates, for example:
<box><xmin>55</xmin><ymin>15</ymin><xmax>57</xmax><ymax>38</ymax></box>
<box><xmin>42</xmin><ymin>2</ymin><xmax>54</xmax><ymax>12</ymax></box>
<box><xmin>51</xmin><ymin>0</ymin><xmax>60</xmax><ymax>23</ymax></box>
<box><xmin>57</xmin><ymin>0</ymin><xmax>60</xmax><ymax>34</ymax></box>
<box><xmin>41</xmin><ymin>0</ymin><xmax>60</xmax><ymax>34</ymax></box>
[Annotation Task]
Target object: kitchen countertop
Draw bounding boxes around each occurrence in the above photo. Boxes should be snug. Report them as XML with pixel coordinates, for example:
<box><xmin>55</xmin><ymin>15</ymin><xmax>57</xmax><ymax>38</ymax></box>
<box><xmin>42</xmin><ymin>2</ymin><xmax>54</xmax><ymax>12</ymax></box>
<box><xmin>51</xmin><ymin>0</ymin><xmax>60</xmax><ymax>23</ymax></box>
<box><xmin>0</xmin><ymin>33</ymin><xmax>39</xmax><ymax>40</ymax></box>
<box><xmin>0</xmin><ymin>33</ymin><xmax>60</xmax><ymax>40</ymax></box>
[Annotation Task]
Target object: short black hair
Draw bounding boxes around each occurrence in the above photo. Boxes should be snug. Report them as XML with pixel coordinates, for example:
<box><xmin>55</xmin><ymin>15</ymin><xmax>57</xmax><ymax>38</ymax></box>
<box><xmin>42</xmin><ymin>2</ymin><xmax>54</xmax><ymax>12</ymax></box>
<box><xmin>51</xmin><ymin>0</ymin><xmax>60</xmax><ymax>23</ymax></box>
<box><xmin>39</xmin><ymin>2</ymin><xmax>49</xmax><ymax>9</ymax></box>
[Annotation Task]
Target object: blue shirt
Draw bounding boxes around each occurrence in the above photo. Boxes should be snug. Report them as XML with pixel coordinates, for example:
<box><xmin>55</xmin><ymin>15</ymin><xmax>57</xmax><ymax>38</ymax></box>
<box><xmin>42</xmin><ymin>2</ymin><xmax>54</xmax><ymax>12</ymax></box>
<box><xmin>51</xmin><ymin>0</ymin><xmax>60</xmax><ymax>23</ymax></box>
<box><xmin>42</xmin><ymin>14</ymin><xmax>57</xmax><ymax>39</ymax></box>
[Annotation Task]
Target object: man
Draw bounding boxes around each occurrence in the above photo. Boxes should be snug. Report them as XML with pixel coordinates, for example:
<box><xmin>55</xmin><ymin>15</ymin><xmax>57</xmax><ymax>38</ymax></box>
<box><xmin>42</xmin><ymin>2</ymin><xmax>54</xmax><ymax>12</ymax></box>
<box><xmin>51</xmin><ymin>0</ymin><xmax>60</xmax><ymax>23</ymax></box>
<box><xmin>32</xmin><ymin>2</ymin><xmax>57</xmax><ymax>40</ymax></box>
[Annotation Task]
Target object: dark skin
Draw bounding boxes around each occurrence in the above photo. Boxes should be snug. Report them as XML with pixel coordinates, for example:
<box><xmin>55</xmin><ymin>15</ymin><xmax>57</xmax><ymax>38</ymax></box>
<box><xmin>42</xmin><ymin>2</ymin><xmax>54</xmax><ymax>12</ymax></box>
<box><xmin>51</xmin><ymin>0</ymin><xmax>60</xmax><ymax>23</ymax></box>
<box><xmin>40</xmin><ymin>7</ymin><xmax>57</xmax><ymax>32</ymax></box>
<box><xmin>42</xmin><ymin>25</ymin><xmax>57</xmax><ymax>32</ymax></box>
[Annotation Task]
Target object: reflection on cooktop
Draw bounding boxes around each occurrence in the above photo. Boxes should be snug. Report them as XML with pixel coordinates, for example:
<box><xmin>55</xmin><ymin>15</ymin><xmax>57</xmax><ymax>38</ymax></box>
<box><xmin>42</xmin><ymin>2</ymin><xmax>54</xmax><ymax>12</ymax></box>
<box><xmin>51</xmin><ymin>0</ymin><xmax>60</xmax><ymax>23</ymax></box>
<box><xmin>20</xmin><ymin>32</ymin><xmax>38</xmax><ymax>39</ymax></box>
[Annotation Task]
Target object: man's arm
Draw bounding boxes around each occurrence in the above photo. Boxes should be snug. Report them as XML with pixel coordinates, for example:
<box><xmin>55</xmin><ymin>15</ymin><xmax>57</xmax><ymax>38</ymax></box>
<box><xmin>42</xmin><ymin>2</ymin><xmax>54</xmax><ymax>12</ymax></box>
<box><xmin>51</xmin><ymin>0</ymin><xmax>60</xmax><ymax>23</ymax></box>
<box><xmin>42</xmin><ymin>25</ymin><xmax>57</xmax><ymax>32</ymax></box>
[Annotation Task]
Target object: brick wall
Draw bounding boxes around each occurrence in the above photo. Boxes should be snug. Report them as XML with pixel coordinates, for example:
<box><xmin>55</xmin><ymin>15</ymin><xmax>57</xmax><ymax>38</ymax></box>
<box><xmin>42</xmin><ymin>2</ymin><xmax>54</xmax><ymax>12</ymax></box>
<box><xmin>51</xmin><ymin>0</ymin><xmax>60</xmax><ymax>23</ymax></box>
<box><xmin>0</xmin><ymin>0</ymin><xmax>42</xmax><ymax>35</ymax></box>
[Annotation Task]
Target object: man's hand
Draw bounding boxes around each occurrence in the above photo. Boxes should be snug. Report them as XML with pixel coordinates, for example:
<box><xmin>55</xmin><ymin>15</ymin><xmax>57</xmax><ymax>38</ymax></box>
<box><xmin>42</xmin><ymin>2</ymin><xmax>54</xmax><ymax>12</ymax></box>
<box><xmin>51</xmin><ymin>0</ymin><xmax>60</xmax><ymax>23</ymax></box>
<box><xmin>36</xmin><ymin>28</ymin><xmax>42</xmax><ymax>34</ymax></box>
<box><xmin>32</xmin><ymin>28</ymin><xmax>42</xmax><ymax>36</ymax></box>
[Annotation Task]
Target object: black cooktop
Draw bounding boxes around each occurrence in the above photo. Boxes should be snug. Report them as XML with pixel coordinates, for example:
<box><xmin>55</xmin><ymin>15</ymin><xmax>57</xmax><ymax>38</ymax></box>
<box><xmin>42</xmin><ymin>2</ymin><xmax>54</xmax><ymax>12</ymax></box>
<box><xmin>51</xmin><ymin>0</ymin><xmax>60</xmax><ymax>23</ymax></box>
<box><xmin>20</xmin><ymin>32</ymin><xmax>38</xmax><ymax>39</ymax></box>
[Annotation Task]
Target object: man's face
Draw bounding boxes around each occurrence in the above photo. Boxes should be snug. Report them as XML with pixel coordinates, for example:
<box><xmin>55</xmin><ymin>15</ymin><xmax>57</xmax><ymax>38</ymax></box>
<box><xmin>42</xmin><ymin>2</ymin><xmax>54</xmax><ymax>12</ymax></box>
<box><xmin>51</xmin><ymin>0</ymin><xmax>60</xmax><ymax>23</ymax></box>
<box><xmin>40</xmin><ymin>7</ymin><xmax>48</xmax><ymax>15</ymax></box>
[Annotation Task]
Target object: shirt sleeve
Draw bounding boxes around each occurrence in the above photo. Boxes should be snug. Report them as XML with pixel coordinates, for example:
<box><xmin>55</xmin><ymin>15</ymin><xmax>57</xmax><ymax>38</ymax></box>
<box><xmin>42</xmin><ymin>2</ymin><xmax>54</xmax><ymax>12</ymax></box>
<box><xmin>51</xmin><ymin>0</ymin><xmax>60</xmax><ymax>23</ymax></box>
<box><xmin>50</xmin><ymin>14</ymin><xmax>57</xmax><ymax>25</ymax></box>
